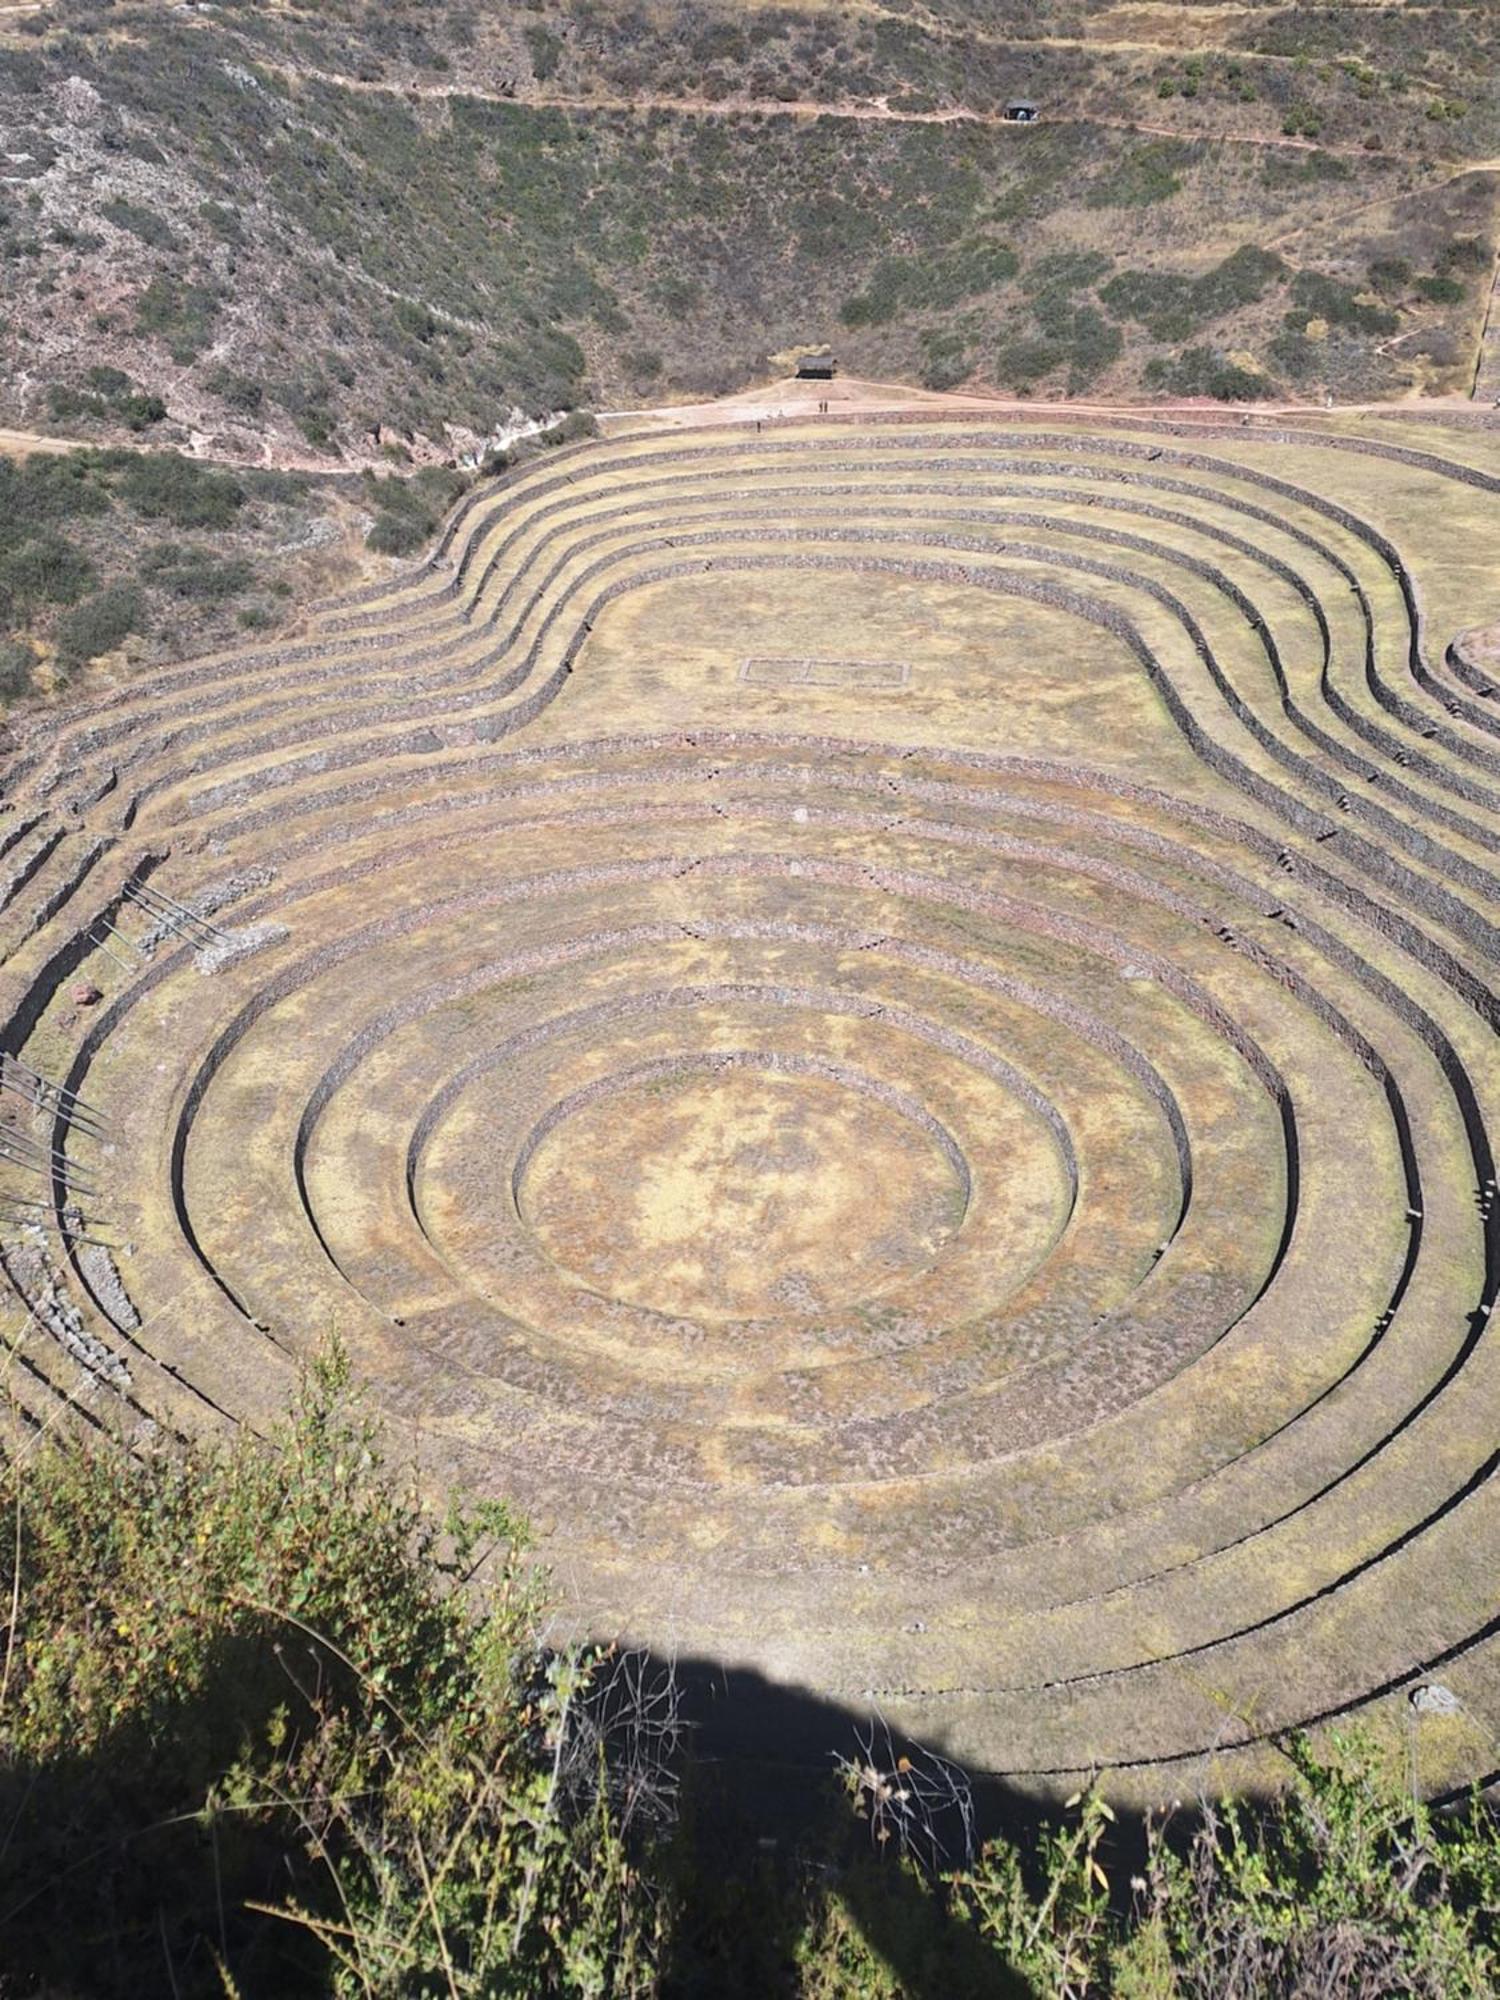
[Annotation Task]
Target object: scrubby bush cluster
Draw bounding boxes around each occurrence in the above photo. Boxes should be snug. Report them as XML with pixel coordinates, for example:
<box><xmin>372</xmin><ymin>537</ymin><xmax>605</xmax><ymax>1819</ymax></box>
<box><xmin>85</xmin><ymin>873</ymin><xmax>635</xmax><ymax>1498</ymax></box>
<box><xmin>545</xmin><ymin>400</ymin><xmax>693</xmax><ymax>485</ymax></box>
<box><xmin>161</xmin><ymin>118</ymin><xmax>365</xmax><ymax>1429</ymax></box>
<box><xmin>47</xmin><ymin>365</ymin><xmax>167</xmax><ymax>434</ymax></box>
<box><xmin>1</xmin><ymin>1346</ymin><xmax>1496</xmax><ymax>1997</ymax></box>
<box><xmin>0</xmin><ymin>1348</ymin><xmax>670</xmax><ymax>1997</ymax></box>
<box><xmin>0</xmin><ymin>448</ymin><xmax>319</xmax><ymax>687</ymax></box>
<box><xmin>364</xmin><ymin>463</ymin><xmax>470</xmax><ymax>555</ymax></box>
<box><xmin>2</xmin><ymin>0</ymin><xmax>1490</xmax><ymax>446</ymax></box>
<box><xmin>1102</xmin><ymin>247</ymin><xmax>1285</xmax><ymax>344</ymax></box>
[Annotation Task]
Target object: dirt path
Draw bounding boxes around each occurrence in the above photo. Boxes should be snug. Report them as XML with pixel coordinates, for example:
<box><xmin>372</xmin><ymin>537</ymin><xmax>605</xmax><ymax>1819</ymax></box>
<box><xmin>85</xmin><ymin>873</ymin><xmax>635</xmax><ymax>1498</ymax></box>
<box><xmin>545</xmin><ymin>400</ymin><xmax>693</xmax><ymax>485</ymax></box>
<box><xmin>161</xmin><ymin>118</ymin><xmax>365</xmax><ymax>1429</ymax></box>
<box><xmin>255</xmin><ymin>58</ymin><xmax>1453</xmax><ymax>166</ymax></box>
<box><xmin>0</xmin><ymin>428</ymin><xmax>87</xmax><ymax>458</ymax></box>
<box><xmin>598</xmin><ymin>371</ymin><xmax>1499</xmax><ymax>435</ymax></box>
<box><xmin>1265</xmin><ymin>157</ymin><xmax>1500</xmax><ymax>253</ymax></box>
<box><xmin>9</xmin><ymin>374</ymin><xmax>1494</xmax><ymax>472</ymax></box>
<box><xmin>1473</xmin><ymin>252</ymin><xmax>1500</xmax><ymax>402</ymax></box>
<box><xmin>0</xmin><ymin>422</ymin><xmax>362</xmax><ymax>475</ymax></box>
<box><xmin>9</xmin><ymin>0</ymin><xmax>1485</xmax><ymax>172</ymax></box>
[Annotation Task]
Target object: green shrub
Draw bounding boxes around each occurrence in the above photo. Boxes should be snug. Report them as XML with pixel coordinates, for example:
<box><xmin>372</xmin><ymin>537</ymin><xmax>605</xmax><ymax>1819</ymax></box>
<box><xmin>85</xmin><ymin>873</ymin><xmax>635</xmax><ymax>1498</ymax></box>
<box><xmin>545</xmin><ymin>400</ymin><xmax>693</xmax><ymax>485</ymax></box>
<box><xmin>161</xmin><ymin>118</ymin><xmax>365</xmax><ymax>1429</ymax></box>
<box><xmin>1145</xmin><ymin>344</ymin><xmax>1276</xmax><ymax>400</ymax></box>
<box><xmin>48</xmin><ymin>366</ymin><xmax>166</xmax><ymax>432</ymax></box>
<box><xmin>134</xmin><ymin>274</ymin><xmax>220</xmax><ymax>362</ymax></box>
<box><xmin>2</xmin><ymin>1351</ymin><xmax>1498</xmax><ymax>1996</ymax></box>
<box><xmin>1439</xmin><ymin>237</ymin><xmax>1490</xmax><ymax>276</ymax></box>
<box><xmin>1021</xmin><ymin>250</ymin><xmax>1112</xmax><ymax>299</ymax></box>
<box><xmin>0</xmin><ymin>529</ymin><xmax>94</xmax><ymax>617</ymax></box>
<box><xmin>1104</xmin><ymin>245</ymin><xmax>1283</xmax><ymax>342</ymax></box>
<box><xmin>524</xmin><ymin>22</ymin><xmax>563</xmax><ymax>81</ymax></box>
<box><xmin>0</xmin><ymin>1348</ymin><xmax>665</xmax><ymax>1998</ymax></box>
<box><xmin>1289</xmin><ymin>269</ymin><xmax>1399</xmax><ymax>336</ymax></box>
<box><xmin>1418</xmin><ymin>273</ymin><xmax>1465</xmax><ymax>304</ymax></box>
<box><xmin>1369</xmin><ymin>255</ymin><xmax>1413</xmax><ymax>296</ymax></box>
<box><xmin>0</xmin><ymin>450</ymin><xmax>112</xmax><ymax>531</ymax></box>
<box><xmin>554</xmin><ymin>408</ymin><xmax>599</xmax><ymax>441</ymax></box>
<box><xmin>395</xmin><ymin>296</ymin><xmax>440</xmax><ymax>345</ymax></box>
<box><xmin>242</xmin><ymin>468</ymin><xmax>311</xmax><ymax>507</ymax></box>
<box><xmin>1263</xmin><ymin>148</ymin><xmax>1351</xmax><ymax>187</ymax></box>
<box><xmin>1269</xmin><ymin>325</ymin><xmax>1321</xmax><ymax>381</ymax></box>
<box><xmin>142</xmin><ymin>542</ymin><xmax>257</xmax><ymax>600</ymax></box>
<box><xmin>920</xmin><ymin>327</ymin><xmax>970</xmax><ymax>391</ymax></box>
<box><xmin>199</xmin><ymin>197</ymin><xmax>245</xmax><ymax>242</ymax></box>
<box><xmin>116</xmin><ymin>394</ymin><xmax>167</xmax><ymax>432</ymax></box>
<box><xmin>116</xmin><ymin>452</ymin><xmax>245</xmax><ymax>529</ymax></box>
<box><xmin>367</xmin><ymin>509</ymin><xmax>430</xmax><ymax>555</ymax></box>
<box><xmin>1123</xmin><ymin>1733</ymin><xmax>1500</xmax><ymax>1998</ymax></box>
<box><xmin>0</xmin><ymin>635</ymin><xmax>38</xmax><ymax>701</ymax></box>
<box><xmin>55</xmin><ymin>580</ymin><xmax>145</xmax><ymax>663</ymax></box>
<box><xmin>99</xmin><ymin>195</ymin><xmax>177</xmax><ymax>249</ymax></box>
<box><xmin>1102</xmin><ymin>269</ymin><xmax>1198</xmax><ymax>340</ymax></box>
<box><xmin>926</xmin><ymin>235</ymin><xmax>1018</xmax><ymax>307</ymax></box>
<box><xmin>41</xmin><ymin>371</ymin><xmax>99</xmax><ymax>426</ymax></box>
<box><xmin>206</xmin><ymin>366</ymin><xmax>266</xmax><ymax>414</ymax></box>
<box><xmin>840</xmin><ymin>256</ymin><xmax>909</xmax><ymax>328</ymax></box>
<box><xmin>1053</xmin><ymin>303</ymin><xmax>1122</xmax><ymax>389</ymax></box>
<box><xmin>1195</xmin><ymin>244</ymin><xmax>1285</xmax><ymax>316</ymax></box>
<box><xmin>1085</xmin><ymin>140</ymin><xmax>1190</xmax><ymax>208</ymax></box>
<box><xmin>364</xmin><ymin>464</ymin><xmax>470</xmax><ymax>556</ymax></box>
<box><xmin>994</xmin><ymin>331</ymin><xmax>1065</xmax><ymax>387</ymax></box>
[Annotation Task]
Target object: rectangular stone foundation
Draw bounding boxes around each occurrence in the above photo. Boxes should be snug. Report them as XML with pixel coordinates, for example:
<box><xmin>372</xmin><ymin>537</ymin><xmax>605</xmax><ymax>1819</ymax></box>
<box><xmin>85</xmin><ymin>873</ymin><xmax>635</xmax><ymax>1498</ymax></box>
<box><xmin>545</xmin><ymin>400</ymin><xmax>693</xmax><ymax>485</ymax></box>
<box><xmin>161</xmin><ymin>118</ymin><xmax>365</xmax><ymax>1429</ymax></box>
<box><xmin>739</xmin><ymin>656</ymin><xmax>910</xmax><ymax>689</ymax></box>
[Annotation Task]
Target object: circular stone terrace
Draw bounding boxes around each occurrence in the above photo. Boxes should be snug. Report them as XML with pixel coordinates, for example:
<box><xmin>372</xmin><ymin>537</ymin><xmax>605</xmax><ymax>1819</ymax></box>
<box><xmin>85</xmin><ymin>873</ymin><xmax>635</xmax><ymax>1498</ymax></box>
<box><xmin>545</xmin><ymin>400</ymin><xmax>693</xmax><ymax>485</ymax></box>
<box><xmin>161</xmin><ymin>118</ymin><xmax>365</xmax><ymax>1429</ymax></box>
<box><xmin>2</xmin><ymin>389</ymin><xmax>1499</xmax><ymax>1804</ymax></box>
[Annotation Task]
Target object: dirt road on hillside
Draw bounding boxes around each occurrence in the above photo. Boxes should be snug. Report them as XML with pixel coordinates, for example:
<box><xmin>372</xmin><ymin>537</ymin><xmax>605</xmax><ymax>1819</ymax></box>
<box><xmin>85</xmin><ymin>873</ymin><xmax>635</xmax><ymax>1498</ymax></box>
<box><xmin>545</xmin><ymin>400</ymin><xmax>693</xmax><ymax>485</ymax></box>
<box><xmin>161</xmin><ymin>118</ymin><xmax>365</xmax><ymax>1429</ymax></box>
<box><xmin>246</xmin><ymin>57</ymin><xmax>1459</xmax><ymax>167</ymax></box>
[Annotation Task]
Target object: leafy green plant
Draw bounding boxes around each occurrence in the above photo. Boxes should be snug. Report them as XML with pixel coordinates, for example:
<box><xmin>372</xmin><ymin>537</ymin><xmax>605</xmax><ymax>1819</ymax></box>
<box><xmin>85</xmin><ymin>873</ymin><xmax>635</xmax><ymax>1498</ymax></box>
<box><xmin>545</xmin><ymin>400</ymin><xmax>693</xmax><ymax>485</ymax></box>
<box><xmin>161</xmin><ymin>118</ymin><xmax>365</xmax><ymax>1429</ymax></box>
<box><xmin>100</xmin><ymin>195</ymin><xmax>178</xmax><ymax>249</ymax></box>
<box><xmin>1129</xmin><ymin>1732</ymin><xmax>1500</xmax><ymax>1998</ymax></box>
<box><xmin>0</xmin><ymin>635</ymin><xmax>38</xmax><ymax>701</ymax></box>
<box><xmin>364</xmin><ymin>463</ymin><xmax>470</xmax><ymax>555</ymax></box>
<box><xmin>0</xmin><ymin>1343</ymin><xmax>666</xmax><ymax>1998</ymax></box>
<box><xmin>1262</xmin><ymin>149</ymin><xmax>1352</xmax><ymax>188</ymax></box>
<box><xmin>2</xmin><ymin>1333</ymin><xmax>1498</xmax><ymax>1996</ymax></box>
<box><xmin>1085</xmin><ymin>141</ymin><xmax>1191</xmax><ymax>209</ymax></box>
<box><xmin>1439</xmin><ymin>237</ymin><xmax>1491</xmax><ymax>277</ymax></box>
<box><xmin>0</xmin><ymin>528</ymin><xmax>95</xmax><ymax>621</ymax></box>
<box><xmin>54</xmin><ymin>580</ymin><xmax>145</xmax><ymax>663</ymax></box>
<box><xmin>48</xmin><ymin>369</ymin><xmax>168</xmax><ymax>432</ymax></box>
<box><xmin>116</xmin><ymin>452</ymin><xmax>246</xmax><ymax>529</ymax></box>
<box><xmin>1369</xmin><ymin>255</ymin><xmax>1413</xmax><ymax>297</ymax></box>
<box><xmin>1288</xmin><ymin>269</ymin><xmax>1399</xmax><ymax>336</ymax></box>
<box><xmin>1103</xmin><ymin>245</ymin><xmax>1283</xmax><ymax>342</ymax></box>
<box><xmin>951</xmin><ymin>1789</ymin><xmax>1116</xmax><ymax>1998</ymax></box>
<box><xmin>524</xmin><ymin>22</ymin><xmax>563</xmax><ymax>81</ymax></box>
<box><xmin>1144</xmin><ymin>344</ymin><xmax>1275</xmax><ymax>400</ymax></box>
<box><xmin>207</xmin><ymin>365</ymin><xmax>267</xmax><ymax>414</ymax></box>
<box><xmin>142</xmin><ymin>542</ymin><xmax>258</xmax><ymax>600</ymax></box>
<box><xmin>134</xmin><ymin>273</ymin><xmax>220</xmax><ymax>362</ymax></box>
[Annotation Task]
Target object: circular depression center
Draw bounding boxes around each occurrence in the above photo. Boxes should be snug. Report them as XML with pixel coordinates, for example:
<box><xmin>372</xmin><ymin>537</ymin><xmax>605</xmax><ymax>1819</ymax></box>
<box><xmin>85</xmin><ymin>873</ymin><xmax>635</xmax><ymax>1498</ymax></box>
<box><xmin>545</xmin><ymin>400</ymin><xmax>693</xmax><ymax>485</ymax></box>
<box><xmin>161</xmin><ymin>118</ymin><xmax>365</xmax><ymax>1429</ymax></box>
<box><xmin>515</xmin><ymin>1055</ymin><xmax>970</xmax><ymax>1320</ymax></box>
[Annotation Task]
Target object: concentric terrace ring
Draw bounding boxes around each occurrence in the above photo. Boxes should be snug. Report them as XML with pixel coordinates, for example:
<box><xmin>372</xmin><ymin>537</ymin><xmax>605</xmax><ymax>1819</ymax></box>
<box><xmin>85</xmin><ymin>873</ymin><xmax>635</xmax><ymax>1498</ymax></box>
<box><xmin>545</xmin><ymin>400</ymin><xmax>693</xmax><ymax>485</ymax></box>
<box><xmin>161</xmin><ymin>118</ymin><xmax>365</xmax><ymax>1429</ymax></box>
<box><xmin>3</xmin><ymin>408</ymin><xmax>1498</xmax><ymax>1799</ymax></box>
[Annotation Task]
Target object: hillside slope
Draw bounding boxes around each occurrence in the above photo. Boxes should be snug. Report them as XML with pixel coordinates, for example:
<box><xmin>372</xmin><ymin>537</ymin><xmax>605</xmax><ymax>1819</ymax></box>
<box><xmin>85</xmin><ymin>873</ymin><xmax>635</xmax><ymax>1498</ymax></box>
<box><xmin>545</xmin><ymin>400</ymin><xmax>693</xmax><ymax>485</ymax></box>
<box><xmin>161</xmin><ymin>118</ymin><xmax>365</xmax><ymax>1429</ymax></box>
<box><xmin>1</xmin><ymin>0</ymin><xmax>1497</xmax><ymax>471</ymax></box>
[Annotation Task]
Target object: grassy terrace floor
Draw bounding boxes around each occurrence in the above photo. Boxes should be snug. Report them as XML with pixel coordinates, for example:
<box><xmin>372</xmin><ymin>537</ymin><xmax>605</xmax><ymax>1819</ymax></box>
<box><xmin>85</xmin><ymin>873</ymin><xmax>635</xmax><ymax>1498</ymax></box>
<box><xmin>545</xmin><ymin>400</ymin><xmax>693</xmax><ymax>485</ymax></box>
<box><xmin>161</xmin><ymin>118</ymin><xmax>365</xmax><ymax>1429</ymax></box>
<box><xmin>2</xmin><ymin>386</ymin><xmax>1498</xmax><ymax>1806</ymax></box>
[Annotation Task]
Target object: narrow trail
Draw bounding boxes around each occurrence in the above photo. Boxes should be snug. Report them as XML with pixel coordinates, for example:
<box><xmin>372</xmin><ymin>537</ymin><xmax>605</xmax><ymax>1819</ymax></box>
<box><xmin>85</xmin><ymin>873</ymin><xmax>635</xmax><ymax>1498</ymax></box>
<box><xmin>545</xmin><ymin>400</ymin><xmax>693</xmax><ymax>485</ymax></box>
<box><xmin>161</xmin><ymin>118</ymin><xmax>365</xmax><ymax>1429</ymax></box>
<box><xmin>600</xmin><ymin>373</ymin><xmax>1500</xmax><ymax>435</ymax></box>
<box><xmin>5</xmin><ymin>376</ymin><xmax>1496</xmax><ymax>473</ymax></box>
<box><xmin>1473</xmin><ymin>252</ymin><xmax>1500</xmax><ymax>402</ymax></box>
<box><xmin>0</xmin><ymin>429</ymin><xmax>79</xmax><ymax>457</ymax></box>
<box><xmin>1265</xmin><ymin>157</ymin><xmax>1500</xmax><ymax>253</ymax></box>
<box><xmin>0</xmin><ymin>422</ymin><xmax>368</xmax><ymax>475</ymax></box>
<box><xmin>260</xmin><ymin>59</ymin><xmax>1460</xmax><ymax>167</ymax></box>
